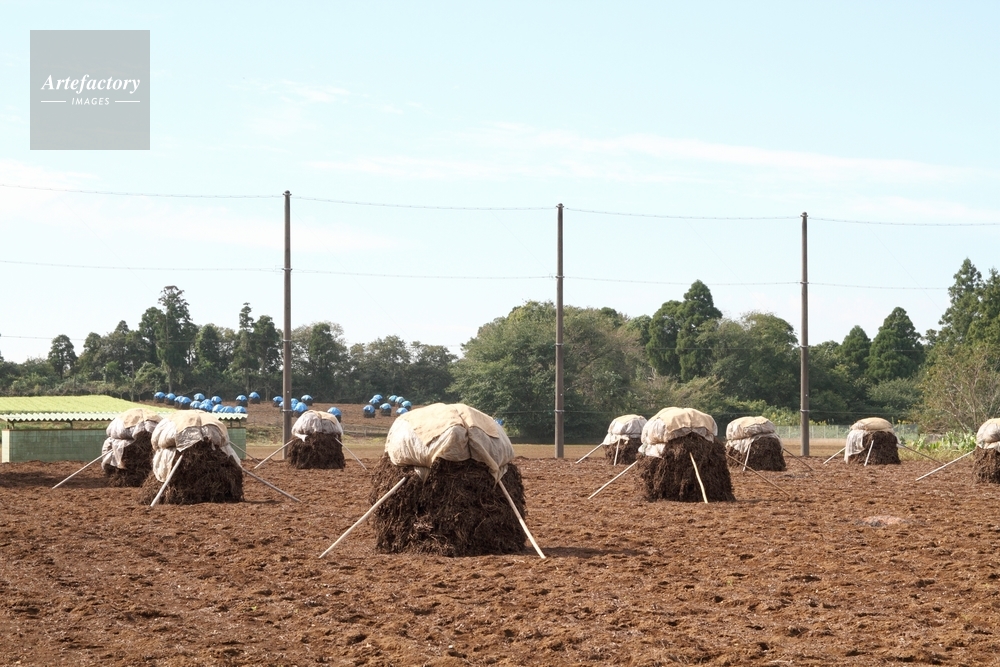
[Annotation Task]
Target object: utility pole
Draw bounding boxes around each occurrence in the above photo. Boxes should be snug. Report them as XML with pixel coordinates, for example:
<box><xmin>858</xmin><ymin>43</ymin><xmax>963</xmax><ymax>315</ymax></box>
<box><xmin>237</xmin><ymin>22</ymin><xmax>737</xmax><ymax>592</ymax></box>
<box><xmin>282</xmin><ymin>191</ymin><xmax>292</xmax><ymax>453</ymax></box>
<box><xmin>555</xmin><ymin>204</ymin><xmax>564</xmax><ymax>458</ymax></box>
<box><xmin>800</xmin><ymin>211</ymin><xmax>810</xmax><ymax>457</ymax></box>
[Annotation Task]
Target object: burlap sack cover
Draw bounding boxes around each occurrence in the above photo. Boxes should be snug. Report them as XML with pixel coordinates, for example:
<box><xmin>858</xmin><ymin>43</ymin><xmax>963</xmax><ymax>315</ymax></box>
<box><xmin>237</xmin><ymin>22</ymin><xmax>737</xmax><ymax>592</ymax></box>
<box><xmin>102</xmin><ymin>408</ymin><xmax>163</xmax><ymax>469</ymax></box>
<box><xmin>385</xmin><ymin>403</ymin><xmax>513</xmax><ymax>482</ymax></box>
<box><xmin>977</xmin><ymin>418</ymin><xmax>1000</xmax><ymax>450</ymax></box>
<box><xmin>150</xmin><ymin>412</ymin><xmax>238</xmax><ymax>482</ymax></box>
<box><xmin>640</xmin><ymin>407</ymin><xmax>718</xmax><ymax>458</ymax></box>
<box><xmin>600</xmin><ymin>414</ymin><xmax>648</xmax><ymax>448</ymax></box>
<box><xmin>726</xmin><ymin>416</ymin><xmax>778</xmax><ymax>455</ymax></box>
<box><xmin>292</xmin><ymin>410</ymin><xmax>344</xmax><ymax>440</ymax></box>
<box><xmin>845</xmin><ymin>417</ymin><xmax>896</xmax><ymax>460</ymax></box>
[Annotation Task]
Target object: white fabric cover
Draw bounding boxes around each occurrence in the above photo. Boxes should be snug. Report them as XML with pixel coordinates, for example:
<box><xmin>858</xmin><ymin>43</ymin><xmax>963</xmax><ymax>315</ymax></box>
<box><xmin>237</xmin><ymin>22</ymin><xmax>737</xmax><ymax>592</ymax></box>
<box><xmin>977</xmin><ymin>418</ymin><xmax>1000</xmax><ymax>450</ymax></box>
<box><xmin>384</xmin><ymin>403</ymin><xmax>513</xmax><ymax>482</ymax></box>
<box><xmin>150</xmin><ymin>412</ymin><xmax>239</xmax><ymax>482</ymax></box>
<box><xmin>101</xmin><ymin>437</ymin><xmax>132</xmax><ymax>469</ymax></box>
<box><xmin>599</xmin><ymin>414</ymin><xmax>647</xmax><ymax>448</ymax></box>
<box><xmin>102</xmin><ymin>408</ymin><xmax>163</xmax><ymax>468</ymax></box>
<box><xmin>292</xmin><ymin>410</ymin><xmax>344</xmax><ymax>441</ymax></box>
<box><xmin>639</xmin><ymin>407</ymin><xmax>717</xmax><ymax>458</ymax></box>
<box><xmin>845</xmin><ymin>418</ymin><xmax>897</xmax><ymax>460</ymax></box>
<box><xmin>726</xmin><ymin>416</ymin><xmax>778</xmax><ymax>454</ymax></box>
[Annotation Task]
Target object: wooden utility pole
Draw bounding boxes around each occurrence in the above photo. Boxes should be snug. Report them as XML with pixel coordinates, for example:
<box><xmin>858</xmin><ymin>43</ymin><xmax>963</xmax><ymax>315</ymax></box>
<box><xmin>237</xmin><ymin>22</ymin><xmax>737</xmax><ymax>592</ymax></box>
<box><xmin>555</xmin><ymin>204</ymin><xmax>565</xmax><ymax>459</ymax></box>
<box><xmin>800</xmin><ymin>211</ymin><xmax>810</xmax><ymax>456</ymax></box>
<box><xmin>282</xmin><ymin>191</ymin><xmax>292</xmax><ymax>452</ymax></box>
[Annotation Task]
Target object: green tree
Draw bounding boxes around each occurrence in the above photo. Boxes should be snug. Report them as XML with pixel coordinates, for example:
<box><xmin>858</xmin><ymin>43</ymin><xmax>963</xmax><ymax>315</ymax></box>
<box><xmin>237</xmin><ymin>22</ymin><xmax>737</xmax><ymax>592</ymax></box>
<box><xmin>47</xmin><ymin>334</ymin><xmax>77</xmax><ymax>380</ymax></box>
<box><xmin>192</xmin><ymin>324</ymin><xmax>230</xmax><ymax>392</ymax></box>
<box><xmin>155</xmin><ymin>286</ymin><xmax>197</xmax><ymax>393</ymax></box>
<box><xmin>936</xmin><ymin>258</ymin><xmax>984</xmax><ymax>347</ymax></box>
<box><xmin>229</xmin><ymin>303</ymin><xmax>257</xmax><ymax>395</ymax></box>
<box><xmin>921</xmin><ymin>344</ymin><xmax>1000</xmax><ymax>431</ymax></box>
<box><xmin>839</xmin><ymin>325</ymin><xmax>871</xmax><ymax>377</ymax></box>
<box><xmin>646</xmin><ymin>300</ymin><xmax>682</xmax><ymax>376</ymax></box>
<box><xmin>867</xmin><ymin>307</ymin><xmax>924</xmax><ymax>383</ymax></box>
<box><xmin>676</xmin><ymin>280</ymin><xmax>722</xmax><ymax>381</ymax></box>
<box><xmin>710</xmin><ymin>312</ymin><xmax>798</xmax><ymax>408</ymax></box>
<box><xmin>252</xmin><ymin>314</ymin><xmax>281</xmax><ymax>397</ymax></box>
<box><xmin>452</xmin><ymin>301</ymin><xmax>646</xmax><ymax>440</ymax></box>
<box><xmin>292</xmin><ymin>322</ymin><xmax>348</xmax><ymax>400</ymax></box>
<box><xmin>408</xmin><ymin>342</ymin><xmax>457</xmax><ymax>403</ymax></box>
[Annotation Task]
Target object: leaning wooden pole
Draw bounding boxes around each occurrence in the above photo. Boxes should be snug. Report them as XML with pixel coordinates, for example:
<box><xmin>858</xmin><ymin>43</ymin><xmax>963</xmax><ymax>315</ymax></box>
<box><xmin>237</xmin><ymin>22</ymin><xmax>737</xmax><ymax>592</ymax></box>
<box><xmin>150</xmin><ymin>452</ymin><xmax>185</xmax><ymax>507</ymax></box>
<box><xmin>588</xmin><ymin>460</ymin><xmax>639</xmax><ymax>499</ymax></box>
<box><xmin>497</xmin><ymin>479</ymin><xmax>546</xmax><ymax>559</ymax></box>
<box><xmin>689</xmin><ymin>452</ymin><xmax>709</xmax><ymax>504</ymax></box>
<box><xmin>574</xmin><ymin>442</ymin><xmax>605</xmax><ymax>464</ymax></box>
<box><xmin>823</xmin><ymin>446</ymin><xmax>846</xmax><ymax>464</ymax></box>
<box><xmin>254</xmin><ymin>439</ymin><xmax>296</xmax><ymax>469</ymax></box>
<box><xmin>724</xmin><ymin>452</ymin><xmax>792</xmax><ymax>498</ymax></box>
<box><xmin>319</xmin><ymin>477</ymin><xmax>408</xmax><ymax>558</ymax></box>
<box><xmin>242</xmin><ymin>467</ymin><xmax>300</xmax><ymax>502</ymax></box>
<box><xmin>915</xmin><ymin>449</ymin><xmax>974</xmax><ymax>481</ymax></box>
<box><xmin>52</xmin><ymin>452</ymin><xmax>109</xmax><ymax>489</ymax></box>
<box><xmin>341</xmin><ymin>442</ymin><xmax>367</xmax><ymax>470</ymax></box>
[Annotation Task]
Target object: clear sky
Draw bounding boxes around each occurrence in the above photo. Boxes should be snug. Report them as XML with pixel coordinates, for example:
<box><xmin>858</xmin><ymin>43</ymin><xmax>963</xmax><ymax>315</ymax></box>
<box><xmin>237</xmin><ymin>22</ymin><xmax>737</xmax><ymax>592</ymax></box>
<box><xmin>3</xmin><ymin>2</ymin><xmax>1000</xmax><ymax>362</ymax></box>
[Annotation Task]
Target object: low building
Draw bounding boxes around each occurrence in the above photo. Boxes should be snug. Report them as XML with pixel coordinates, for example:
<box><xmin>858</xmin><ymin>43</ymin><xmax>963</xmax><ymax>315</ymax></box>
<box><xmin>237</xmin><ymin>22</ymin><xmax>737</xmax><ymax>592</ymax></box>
<box><xmin>0</xmin><ymin>396</ymin><xmax>246</xmax><ymax>462</ymax></box>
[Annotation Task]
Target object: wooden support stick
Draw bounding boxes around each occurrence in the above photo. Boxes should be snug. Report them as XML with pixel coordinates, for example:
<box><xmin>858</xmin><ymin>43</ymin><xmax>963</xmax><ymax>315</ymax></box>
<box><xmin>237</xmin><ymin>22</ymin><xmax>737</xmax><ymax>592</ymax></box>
<box><xmin>823</xmin><ymin>446</ymin><xmax>846</xmax><ymax>465</ymax></box>
<box><xmin>228</xmin><ymin>440</ymin><xmax>260</xmax><ymax>463</ymax></box>
<box><xmin>52</xmin><ymin>452</ymin><xmax>109</xmax><ymax>489</ymax></box>
<box><xmin>588</xmin><ymin>460</ymin><xmax>639</xmax><ymax>499</ymax></box>
<box><xmin>742</xmin><ymin>441</ymin><xmax>752</xmax><ymax>472</ymax></box>
<box><xmin>320</xmin><ymin>477</ymin><xmax>408</xmax><ymax>558</ymax></box>
<box><xmin>689</xmin><ymin>452</ymin><xmax>709</xmax><ymax>504</ymax></box>
<box><xmin>574</xmin><ymin>442</ymin><xmax>605</xmax><ymax>464</ymax></box>
<box><xmin>724</xmin><ymin>452</ymin><xmax>793</xmax><ymax>498</ymax></box>
<box><xmin>242</xmin><ymin>467</ymin><xmax>300</xmax><ymax>502</ymax></box>
<box><xmin>342</xmin><ymin>442</ymin><xmax>368</xmax><ymax>470</ymax></box>
<box><xmin>150</xmin><ymin>452</ymin><xmax>185</xmax><ymax>507</ymax></box>
<box><xmin>497</xmin><ymin>478</ymin><xmax>546</xmax><ymax>559</ymax></box>
<box><xmin>613</xmin><ymin>441</ymin><xmax>621</xmax><ymax>466</ymax></box>
<box><xmin>897</xmin><ymin>443</ymin><xmax>940</xmax><ymax>464</ymax></box>
<box><xmin>863</xmin><ymin>442</ymin><xmax>874</xmax><ymax>467</ymax></box>
<box><xmin>782</xmin><ymin>447</ymin><xmax>814</xmax><ymax>471</ymax></box>
<box><xmin>915</xmin><ymin>449</ymin><xmax>974</xmax><ymax>481</ymax></box>
<box><xmin>253</xmin><ymin>439</ymin><xmax>296</xmax><ymax>469</ymax></box>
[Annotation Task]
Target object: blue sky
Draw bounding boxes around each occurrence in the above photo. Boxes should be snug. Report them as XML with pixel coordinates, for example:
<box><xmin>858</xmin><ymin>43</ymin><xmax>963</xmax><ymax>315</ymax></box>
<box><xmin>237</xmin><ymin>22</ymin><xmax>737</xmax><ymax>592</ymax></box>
<box><xmin>3</xmin><ymin>2</ymin><xmax>1000</xmax><ymax>362</ymax></box>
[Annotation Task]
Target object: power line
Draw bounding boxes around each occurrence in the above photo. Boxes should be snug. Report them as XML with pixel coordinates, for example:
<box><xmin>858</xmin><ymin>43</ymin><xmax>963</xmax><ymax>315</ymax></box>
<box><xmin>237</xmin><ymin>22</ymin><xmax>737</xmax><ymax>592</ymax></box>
<box><xmin>296</xmin><ymin>196</ymin><xmax>550</xmax><ymax>211</ymax></box>
<box><xmin>812</xmin><ymin>216</ymin><xmax>1000</xmax><ymax>227</ymax></box>
<box><xmin>0</xmin><ymin>259</ymin><xmax>550</xmax><ymax>281</ymax></box>
<box><xmin>563</xmin><ymin>207</ymin><xmax>793</xmax><ymax>221</ymax></box>
<box><xmin>811</xmin><ymin>282</ymin><xmax>947</xmax><ymax>291</ymax></box>
<box><xmin>0</xmin><ymin>260</ymin><xmax>278</xmax><ymax>272</ymax></box>
<box><xmin>298</xmin><ymin>269</ymin><xmax>550</xmax><ymax>280</ymax></box>
<box><xmin>569</xmin><ymin>276</ymin><xmax>797</xmax><ymax>286</ymax></box>
<box><xmin>0</xmin><ymin>183</ymin><xmax>276</xmax><ymax>198</ymax></box>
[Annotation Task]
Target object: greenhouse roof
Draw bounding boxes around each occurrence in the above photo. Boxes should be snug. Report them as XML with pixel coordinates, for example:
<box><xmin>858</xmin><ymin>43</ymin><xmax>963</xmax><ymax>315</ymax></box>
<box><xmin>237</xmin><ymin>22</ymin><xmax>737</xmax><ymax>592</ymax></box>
<box><xmin>0</xmin><ymin>396</ymin><xmax>245</xmax><ymax>424</ymax></box>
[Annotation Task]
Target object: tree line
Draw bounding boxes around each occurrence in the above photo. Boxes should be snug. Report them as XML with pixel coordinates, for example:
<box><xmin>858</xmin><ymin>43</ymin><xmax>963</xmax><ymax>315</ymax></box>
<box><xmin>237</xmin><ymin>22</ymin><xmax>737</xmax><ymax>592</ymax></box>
<box><xmin>1</xmin><ymin>286</ymin><xmax>455</xmax><ymax>405</ymax></box>
<box><xmin>1</xmin><ymin>259</ymin><xmax>996</xmax><ymax>440</ymax></box>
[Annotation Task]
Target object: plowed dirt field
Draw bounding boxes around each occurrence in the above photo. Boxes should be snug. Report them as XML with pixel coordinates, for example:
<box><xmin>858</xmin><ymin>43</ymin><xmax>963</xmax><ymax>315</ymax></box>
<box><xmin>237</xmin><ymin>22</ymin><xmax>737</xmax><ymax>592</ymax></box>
<box><xmin>2</xmin><ymin>451</ymin><xmax>999</xmax><ymax>665</ymax></box>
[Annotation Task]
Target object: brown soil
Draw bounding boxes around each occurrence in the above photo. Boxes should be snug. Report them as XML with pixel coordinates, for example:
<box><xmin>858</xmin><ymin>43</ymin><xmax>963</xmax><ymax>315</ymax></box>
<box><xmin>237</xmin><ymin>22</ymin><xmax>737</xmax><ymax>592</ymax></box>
<box><xmin>726</xmin><ymin>435</ymin><xmax>787</xmax><ymax>472</ymax></box>
<box><xmin>3</xmin><ymin>453</ymin><xmax>1000</xmax><ymax>665</ymax></box>
<box><xmin>848</xmin><ymin>431</ymin><xmax>901</xmax><ymax>465</ymax></box>
<box><xmin>136</xmin><ymin>441</ymin><xmax>244</xmax><ymax>505</ymax></box>
<box><xmin>103</xmin><ymin>432</ymin><xmax>154</xmax><ymax>488</ymax></box>
<box><xmin>369</xmin><ymin>454</ymin><xmax>526</xmax><ymax>557</ymax></box>
<box><xmin>288</xmin><ymin>434</ymin><xmax>346</xmax><ymax>470</ymax></box>
<box><xmin>603</xmin><ymin>435</ymin><xmax>641</xmax><ymax>465</ymax></box>
<box><xmin>973</xmin><ymin>446</ymin><xmax>1000</xmax><ymax>484</ymax></box>
<box><xmin>637</xmin><ymin>433</ymin><xmax>736</xmax><ymax>502</ymax></box>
